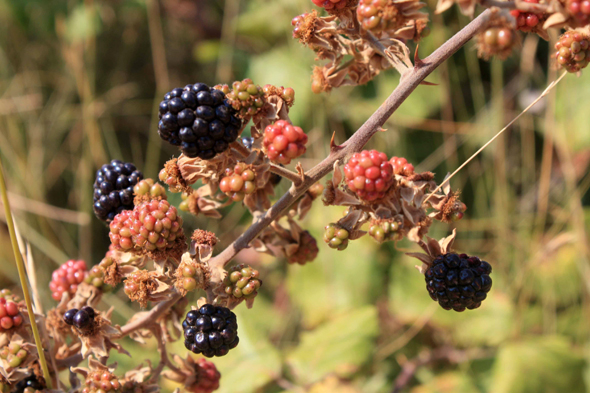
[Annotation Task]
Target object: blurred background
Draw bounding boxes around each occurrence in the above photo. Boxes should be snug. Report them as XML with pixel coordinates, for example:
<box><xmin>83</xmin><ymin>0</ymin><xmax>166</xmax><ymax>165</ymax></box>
<box><xmin>1</xmin><ymin>0</ymin><xmax>590</xmax><ymax>392</ymax></box>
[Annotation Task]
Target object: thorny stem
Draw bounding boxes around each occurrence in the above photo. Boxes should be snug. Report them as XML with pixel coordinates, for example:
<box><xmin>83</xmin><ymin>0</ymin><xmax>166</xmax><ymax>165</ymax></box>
<box><xmin>208</xmin><ymin>9</ymin><xmax>493</xmax><ymax>268</ymax></box>
<box><xmin>269</xmin><ymin>164</ymin><xmax>303</xmax><ymax>185</ymax></box>
<box><xmin>149</xmin><ymin>325</ymin><xmax>183</xmax><ymax>383</ymax></box>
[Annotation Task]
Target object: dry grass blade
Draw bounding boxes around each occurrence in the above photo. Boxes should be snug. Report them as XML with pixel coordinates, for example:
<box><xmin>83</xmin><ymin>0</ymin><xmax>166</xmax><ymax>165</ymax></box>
<box><xmin>423</xmin><ymin>71</ymin><xmax>569</xmax><ymax>205</ymax></box>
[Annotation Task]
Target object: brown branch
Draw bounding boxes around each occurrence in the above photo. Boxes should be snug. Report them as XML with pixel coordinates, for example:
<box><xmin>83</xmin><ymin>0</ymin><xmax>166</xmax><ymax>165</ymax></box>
<box><xmin>269</xmin><ymin>163</ymin><xmax>303</xmax><ymax>185</ymax></box>
<box><xmin>392</xmin><ymin>347</ymin><xmax>491</xmax><ymax>393</ymax></box>
<box><xmin>119</xmin><ymin>292</ymin><xmax>183</xmax><ymax>337</ymax></box>
<box><xmin>208</xmin><ymin>9</ymin><xmax>492</xmax><ymax>268</ymax></box>
<box><xmin>149</xmin><ymin>325</ymin><xmax>183</xmax><ymax>384</ymax></box>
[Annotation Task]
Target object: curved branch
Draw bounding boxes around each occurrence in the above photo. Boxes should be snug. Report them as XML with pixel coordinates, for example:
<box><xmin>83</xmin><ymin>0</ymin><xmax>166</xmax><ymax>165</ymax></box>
<box><xmin>209</xmin><ymin>9</ymin><xmax>492</xmax><ymax>268</ymax></box>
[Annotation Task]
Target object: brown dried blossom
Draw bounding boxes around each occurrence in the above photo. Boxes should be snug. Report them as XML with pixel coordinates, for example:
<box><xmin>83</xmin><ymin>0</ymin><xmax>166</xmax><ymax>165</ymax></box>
<box><xmin>74</xmin><ymin>308</ymin><xmax>128</xmax><ymax>360</ymax></box>
<box><xmin>162</xmin><ymin>355</ymin><xmax>220</xmax><ymax>393</ymax></box>
<box><xmin>123</xmin><ymin>270</ymin><xmax>174</xmax><ymax>309</ymax></box>
<box><xmin>159</xmin><ymin>158</ymin><xmax>191</xmax><ymax>194</ymax></box>
<box><xmin>406</xmin><ymin>229</ymin><xmax>457</xmax><ymax>274</ymax></box>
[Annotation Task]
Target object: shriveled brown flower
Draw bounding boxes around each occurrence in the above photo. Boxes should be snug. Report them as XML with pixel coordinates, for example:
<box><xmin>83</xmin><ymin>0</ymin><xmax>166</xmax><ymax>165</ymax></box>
<box><xmin>123</xmin><ymin>270</ymin><xmax>174</xmax><ymax>308</ymax></box>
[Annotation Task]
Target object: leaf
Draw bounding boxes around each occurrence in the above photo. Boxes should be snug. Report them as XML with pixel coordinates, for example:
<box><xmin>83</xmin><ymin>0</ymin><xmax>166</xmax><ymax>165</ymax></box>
<box><xmin>491</xmin><ymin>336</ymin><xmax>586</xmax><ymax>393</ymax></box>
<box><xmin>286</xmin><ymin>306</ymin><xmax>379</xmax><ymax>385</ymax></box>
<box><xmin>213</xmin><ymin>306</ymin><xmax>281</xmax><ymax>393</ymax></box>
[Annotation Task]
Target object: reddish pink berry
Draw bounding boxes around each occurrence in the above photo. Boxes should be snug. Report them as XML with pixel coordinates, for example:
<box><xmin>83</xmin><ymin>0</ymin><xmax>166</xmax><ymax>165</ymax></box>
<box><xmin>554</xmin><ymin>30</ymin><xmax>590</xmax><ymax>73</ymax></box>
<box><xmin>49</xmin><ymin>259</ymin><xmax>88</xmax><ymax>301</ymax></box>
<box><xmin>510</xmin><ymin>0</ymin><xmax>545</xmax><ymax>32</ymax></box>
<box><xmin>311</xmin><ymin>0</ymin><xmax>348</xmax><ymax>10</ymax></box>
<box><xmin>263</xmin><ymin>120</ymin><xmax>307</xmax><ymax>165</ymax></box>
<box><xmin>109</xmin><ymin>200</ymin><xmax>184</xmax><ymax>254</ymax></box>
<box><xmin>219</xmin><ymin>163</ymin><xmax>257</xmax><ymax>202</ymax></box>
<box><xmin>0</xmin><ymin>317</ymin><xmax>13</xmax><ymax>330</ymax></box>
<box><xmin>187</xmin><ymin>358</ymin><xmax>221</xmax><ymax>393</ymax></box>
<box><xmin>344</xmin><ymin>150</ymin><xmax>394</xmax><ymax>202</ymax></box>
<box><xmin>567</xmin><ymin>0</ymin><xmax>590</xmax><ymax>25</ymax></box>
<box><xmin>389</xmin><ymin>156</ymin><xmax>415</xmax><ymax>176</ymax></box>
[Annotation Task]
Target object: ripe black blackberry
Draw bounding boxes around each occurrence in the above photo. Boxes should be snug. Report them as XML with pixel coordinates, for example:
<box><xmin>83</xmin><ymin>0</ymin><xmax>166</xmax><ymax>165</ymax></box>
<box><xmin>93</xmin><ymin>160</ymin><xmax>143</xmax><ymax>222</ymax></box>
<box><xmin>63</xmin><ymin>307</ymin><xmax>96</xmax><ymax>331</ymax></box>
<box><xmin>425</xmin><ymin>253</ymin><xmax>492</xmax><ymax>312</ymax></box>
<box><xmin>182</xmin><ymin>304</ymin><xmax>239</xmax><ymax>358</ymax></box>
<box><xmin>13</xmin><ymin>375</ymin><xmax>44</xmax><ymax>393</ymax></box>
<box><xmin>158</xmin><ymin>83</ymin><xmax>242</xmax><ymax>159</ymax></box>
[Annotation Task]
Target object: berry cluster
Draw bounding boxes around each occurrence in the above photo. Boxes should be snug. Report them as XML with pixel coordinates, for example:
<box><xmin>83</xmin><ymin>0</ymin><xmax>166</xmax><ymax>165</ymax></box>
<box><xmin>0</xmin><ymin>343</ymin><xmax>28</xmax><ymax>368</ymax></box>
<box><xmin>223</xmin><ymin>265</ymin><xmax>262</xmax><ymax>299</ymax></box>
<box><xmin>49</xmin><ymin>260</ymin><xmax>87</xmax><ymax>301</ymax></box>
<box><xmin>93</xmin><ymin>160</ymin><xmax>143</xmax><ymax>222</ymax></box>
<box><xmin>158</xmin><ymin>83</ymin><xmax>242</xmax><ymax>159</ymax></box>
<box><xmin>312</xmin><ymin>0</ymin><xmax>348</xmax><ymax>10</ymax></box>
<box><xmin>219</xmin><ymin>163</ymin><xmax>257</xmax><ymax>202</ymax></box>
<box><xmin>188</xmin><ymin>358</ymin><xmax>221</xmax><ymax>393</ymax></box>
<box><xmin>82</xmin><ymin>370</ymin><xmax>121</xmax><ymax>393</ymax></box>
<box><xmin>0</xmin><ymin>298</ymin><xmax>22</xmax><ymax>331</ymax></box>
<box><xmin>324</xmin><ymin>223</ymin><xmax>350</xmax><ymax>250</ymax></box>
<box><xmin>482</xmin><ymin>27</ymin><xmax>514</xmax><ymax>52</ymax></box>
<box><xmin>215</xmin><ymin>79</ymin><xmax>265</xmax><ymax>118</ymax></box>
<box><xmin>263</xmin><ymin>85</ymin><xmax>295</xmax><ymax>105</ymax></box>
<box><xmin>85</xmin><ymin>265</ymin><xmax>106</xmax><ymax>288</ymax></box>
<box><xmin>425</xmin><ymin>253</ymin><xmax>493</xmax><ymax>312</ymax></box>
<box><xmin>343</xmin><ymin>150</ymin><xmax>394</xmax><ymax>202</ymax></box>
<box><xmin>109</xmin><ymin>200</ymin><xmax>184</xmax><ymax>253</ymax></box>
<box><xmin>178</xmin><ymin>265</ymin><xmax>200</xmax><ymax>292</ymax></box>
<box><xmin>288</xmin><ymin>230</ymin><xmax>319</xmax><ymax>264</ymax></box>
<box><xmin>357</xmin><ymin>0</ymin><xmax>405</xmax><ymax>33</ymax></box>
<box><xmin>13</xmin><ymin>376</ymin><xmax>43</xmax><ymax>393</ymax></box>
<box><xmin>566</xmin><ymin>0</ymin><xmax>590</xmax><ymax>26</ymax></box>
<box><xmin>509</xmin><ymin>0</ymin><xmax>543</xmax><ymax>32</ymax></box>
<box><xmin>263</xmin><ymin>120</ymin><xmax>308</xmax><ymax>165</ymax></box>
<box><xmin>555</xmin><ymin>30</ymin><xmax>590</xmax><ymax>73</ymax></box>
<box><xmin>390</xmin><ymin>156</ymin><xmax>415</xmax><ymax>176</ymax></box>
<box><xmin>183</xmin><ymin>305</ymin><xmax>239</xmax><ymax>358</ymax></box>
<box><xmin>133</xmin><ymin>179</ymin><xmax>167</xmax><ymax>200</ymax></box>
<box><xmin>64</xmin><ymin>306</ymin><xmax>96</xmax><ymax>331</ymax></box>
<box><xmin>368</xmin><ymin>220</ymin><xmax>400</xmax><ymax>243</ymax></box>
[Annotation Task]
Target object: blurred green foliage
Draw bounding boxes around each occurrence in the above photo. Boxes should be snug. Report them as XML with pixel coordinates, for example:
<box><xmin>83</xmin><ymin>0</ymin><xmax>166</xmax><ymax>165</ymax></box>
<box><xmin>1</xmin><ymin>0</ymin><xmax>590</xmax><ymax>392</ymax></box>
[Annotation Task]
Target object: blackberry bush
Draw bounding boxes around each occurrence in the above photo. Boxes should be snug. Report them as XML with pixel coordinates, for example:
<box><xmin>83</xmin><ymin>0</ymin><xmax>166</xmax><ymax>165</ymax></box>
<box><xmin>183</xmin><ymin>305</ymin><xmax>239</xmax><ymax>358</ymax></box>
<box><xmin>93</xmin><ymin>160</ymin><xmax>143</xmax><ymax>222</ymax></box>
<box><xmin>424</xmin><ymin>253</ymin><xmax>493</xmax><ymax>312</ymax></box>
<box><xmin>158</xmin><ymin>83</ymin><xmax>242</xmax><ymax>159</ymax></box>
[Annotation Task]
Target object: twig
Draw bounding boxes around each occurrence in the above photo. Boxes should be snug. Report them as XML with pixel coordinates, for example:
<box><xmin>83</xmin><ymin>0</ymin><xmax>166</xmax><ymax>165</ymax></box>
<box><xmin>119</xmin><ymin>292</ymin><xmax>183</xmax><ymax>337</ymax></box>
<box><xmin>423</xmin><ymin>71</ymin><xmax>568</xmax><ymax>205</ymax></box>
<box><xmin>149</xmin><ymin>325</ymin><xmax>183</xmax><ymax>383</ymax></box>
<box><xmin>269</xmin><ymin>164</ymin><xmax>303</xmax><ymax>185</ymax></box>
<box><xmin>392</xmin><ymin>347</ymin><xmax>491</xmax><ymax>393</ymax></box>
<box><xmin>208</xmin><ymin>9</ymin><xmax>493</xmax><ymax>268</ymax></box>
<box><xmin>230</xmin><ymin>141</ymin><xmax>252</xmax><ymax>158</ymax></box>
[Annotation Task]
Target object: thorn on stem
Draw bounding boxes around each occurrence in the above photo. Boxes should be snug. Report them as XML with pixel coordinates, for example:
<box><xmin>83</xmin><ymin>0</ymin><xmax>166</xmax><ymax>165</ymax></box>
<box><xmin>330</xmin><ymin>131</ymin><xmax>343</xmax><ymax>151</ymax></box>
<box><xmin>414</xmin><ymin>44</ymin><xmax>425</xmax><ymax>68</ymax></box>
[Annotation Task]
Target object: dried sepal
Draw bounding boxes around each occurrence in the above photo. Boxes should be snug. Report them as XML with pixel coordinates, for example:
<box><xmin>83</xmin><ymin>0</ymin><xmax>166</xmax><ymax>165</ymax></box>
<box><xmin>123</xmin><ymin>270</ymin><xmax>175</xmax><ymax>308</ymax></box>
<box><xmin>406</xmin><ymin>229</ymin><xmax>458</xmax><ymax>271</ymax></box>
<box><xmin>435</xmin><ymin>0</ymin><xmax>478</xmax><ymax>16</ymax></box>
<box><xmin>73</xmin><ymin>307</ymin><xmax>129</xmax><ymax>360</ymax></box>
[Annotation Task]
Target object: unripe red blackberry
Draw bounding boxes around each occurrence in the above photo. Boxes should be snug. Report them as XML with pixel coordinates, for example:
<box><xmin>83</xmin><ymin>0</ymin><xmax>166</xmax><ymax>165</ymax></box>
<box><xmin>223</xmin><ymin>265</ymin><xmax>262</xmax><ymax>299</ymax></box>
<box><xmin>0</xmin><ymin>298</ymin><xmax>23</xmax><ymax>331</ymax></box>
<box><xmin>0</xmin><ymin>343</ymin><xmax>28</xmax><ymax>368</ymax></box>
<box><xmin>389</xmin><ymin>156</ymin><xmax>415</xmax><ymax>176</ymax></box>
<box><xmin>357</xmin><ymin>0</ymin><xmax>406</xmax><ymax>33</ymax></box>
<box><xmin>82</xmin><ymin>369</ymin><xmax>121</xmax><ymax>393</ymax></box>
<box><xmin>368</xmin><ymin>220</ymin><xmax>401</xmax><ymax>243</ymax></box>
<box><xmin>187</xmin><ymin>358</ymin><xmax>221</xmax><ymax>393</ymax></box>
<box><xmin>215</xmin><ymin>79</ymin><xmax>265</xmax><ymax>118</ymax></box>
<box><xmin>510</xmin><ymin>0</ymin><xmax>544</xmax><ymax>32</ymax></box>
<box><xmin>554</xmin><ymin>30</ymin><xmax>590</xmax><ymax>73</ymax></box>
<box><xmin>312</xmin><ymin>0</ymin><xmax>348</xmax><ymax>10</ymax></box>
<box><xmin>133</xmin><ymin>178</ymin><xmax>167</xmax><ymax>200</ymax></box>
<box><xmin>109</xmin><ymin>200</ymin><xmax>184</xmax><ymax>253</ymax></box>
<box><xmin>261</xmin><ymin>85</ymin><xmax>295</xmax><ymax>106</ymax></box>
<box><xmin>566</xmin><ymin>0</ymin><xmax>590</xmax><ymax>26</ymax></box>
<box><xmin>219</xmin><ymin>163</ymin><xmax>257</xmax><ymax>202</ymax></box>
<box><xmin>343</xmin><ymin>150</ymin><xmax>394</xmax><ymax>202</ymax></box>
<box><xmin>323</xmin><ymin>223</ymin><xmax>350</xmax><ymax>250</ymax></box>
<box><xmin>425</xmin><ymin>253</ymin><xmax>493</xmax><ymax>312</ymax></box>
<box><xmin>262</xmin><ymin>120</ymin><xmax>308</xmax><ymax>165</ymax></box>
<box><xmin>49</xmin><ymin>260</ymin><xmax>88</xmax><ymax>301</ymax></box>
<box><xmin>93</xmin><ymin>160</ymin><xmax>143</xmax><ymax>222</ymax></box>
<box><xmin>183</xmin><ymin>305</ymin><xmax>239</xmax><ymax>358</ymax></box>
<box><xmin>158</xmin><ymin>83</ymin><xmax>242</xmax><ymax>159</ymax></box>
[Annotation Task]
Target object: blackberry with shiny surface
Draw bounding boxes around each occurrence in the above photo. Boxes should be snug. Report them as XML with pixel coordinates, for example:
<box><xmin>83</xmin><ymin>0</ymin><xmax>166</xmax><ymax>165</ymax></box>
<box><xmin>13</xmin><ymin>375</ymin><xmax>44</xmax><ymax>393</ymax></box>
<box><xmin>158</xmin><ymin>83</ymin><xmax>242</xmax><ymax>159</ymax></box>
<box><xmin>425</xmin><ymin>253</ymin><xmax>492</xmax><ymax>312</ymax></box>
<box><xmin>93</xmin><ymin>160</ymin><xmax>143</xmax><ymax>222</ymax></box>
<box><xmin>182</xmin><ymin>305</ymin><xmax>239</xmax><ymax>358</ymax></box>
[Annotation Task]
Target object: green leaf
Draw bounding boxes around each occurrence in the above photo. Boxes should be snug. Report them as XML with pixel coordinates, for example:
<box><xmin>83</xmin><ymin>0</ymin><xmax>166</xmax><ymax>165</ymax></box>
<box><xmin>491</xmin><ymin>336</ymin><xmax>586</xmax><ymax>393</ymax></box>
<box><xmin>286</xmin><ymin>306</ymin><xmax>379</xmax><ymax>385</ymax></box>
<box><xmin>213</xmin><ymin>306</ymin><xmax>281</xmax><ymax>393</ymax></box>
